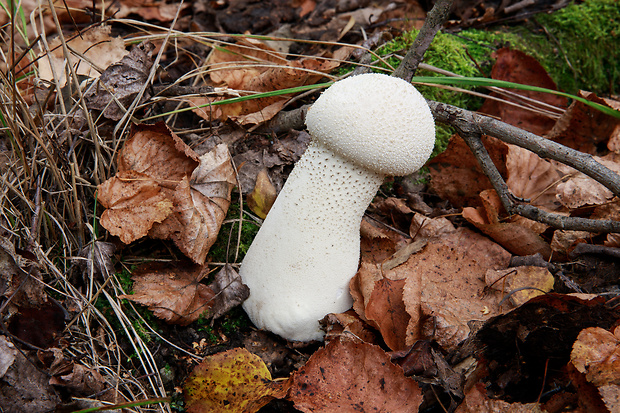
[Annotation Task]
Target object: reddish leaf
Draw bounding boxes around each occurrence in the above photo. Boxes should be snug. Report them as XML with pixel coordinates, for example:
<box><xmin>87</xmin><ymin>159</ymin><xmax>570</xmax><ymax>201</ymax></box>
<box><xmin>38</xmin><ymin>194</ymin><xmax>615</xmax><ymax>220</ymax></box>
<box><xmin>289</xmin><ymin>339</ymin><xmax>422</xmax><ymax>412</ymax></box>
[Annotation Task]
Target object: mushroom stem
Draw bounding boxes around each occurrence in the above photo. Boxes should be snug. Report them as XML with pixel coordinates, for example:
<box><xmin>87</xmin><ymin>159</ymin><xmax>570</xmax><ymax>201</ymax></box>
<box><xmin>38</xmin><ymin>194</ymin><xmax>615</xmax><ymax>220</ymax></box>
<box><xmin>240</xmin><ymin>139</ymin><xmax>383</xmax><ymax>342</ymax></box>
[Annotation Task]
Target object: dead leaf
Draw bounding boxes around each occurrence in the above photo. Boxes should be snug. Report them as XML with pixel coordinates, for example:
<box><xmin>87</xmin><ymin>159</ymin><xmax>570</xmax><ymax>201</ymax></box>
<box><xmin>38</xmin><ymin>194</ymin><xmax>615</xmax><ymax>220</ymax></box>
<box><xmin>455</xmin><ymin>383</ymin><xmax>545</xmax><ymax>413</ymax></box>
<box><xmin>548</xmin><ymin>91</ymin><xmax>620</xmax><ymax>154</ymax></box>
<box><xmin>184</xmin><ymin>347</ymin><xmax>288</xmax><ymax>413</ymax></box>
<box><xmin>150</xmin><ymin>144</ymin><xmax>236</xmax><ymax>264</ymax></box>
<box><xmin>428</xmin><ymin>134</ymin><xmax>508</xmax><ymax>208</ymax></box>
<box><xmin>555</xmin><ymin>153</ymin><xmax>620</xmax><ymax>209</ymax></box>
<box><xmin>85</xmin><ymin>41</ymin><xmax>155</xmax><ymax>120</ymax></box>
<box><xmin>289</xmin><ymin>339</ymin><xmax>422</xmax><ymax>412</ymax></box>
<box><xmin>207</xmin><ymin>264</ymin><xmax>250</xmax><ymax>321</ymax></box>
<box><xmin>0</xmin><ymin>337</ymin><xmax>60</xmax><ymax>411</ymax></box>
<box><xmin>0</xmin><ymin>236</ymin><xmax>46</xmax><ymax>307</ymax></box>
<box><xmin>505</xmin><ymin>144</ymin><xmax>565</xmax><ymax>211</ymax></box>
<box><xmin>120</xmin><ymin>262</ymin><xmax>215</xmax><ymax>325</ymax></box>
<box><xmin>77</xmin><ymin>241</ymin><xmax>116</xmax><ymax>278</ymax></box>
<box><xmin>571</xmin><ymin>326</ymin><xmax>620</xmax><ymax>387</ymax></box>
<box><xmin>38</xmin><ymin>26</ymin><xmax>128</xmax><ymax>87</ymax></box>
<box><xmin>462</xmin><ymin>190</ymin><xmax>552</xmax><ymax>259</ymax></box>
<box><xmin>112</xmin><ymin>0</ymin><xmax>192</xmax><ymax>21</ymax></box>
<box><xmin>321</xmin><ymin>311</ymin><xmax>378</xmax><ymax>344</ymax></box>
<box><xmin>550</xmin><ymin>230</ymin><xmax>591</xmax><ymax>255</ymax></box>
<box><xmin>409</xmin><ymin>213</ymin><xmax>456</xmax><ymax>239</ymax></box>
<box><xmin>203</xmin><ymin>37</ymin><xmax>338</xmax><ymax>124</ymax></box>
<box><xmin>118</xmin><ymin>123</ymin><xmax>200</xmax><ymax>187</ymax></box>
<box><xmin>479</xmin><ymin>48</ymin><xmax>567</xmax><ymax>136</ymax></box>
<box><xmin>364</xmin><ymin>277</ymin><xmax>409</xmax><ymax>351</ymax></box>
<box><xmin>246</xmin><ymin>168</ymin><xmax>277</xmax><ymax>219</ymax></box>
<box><xmin>485</xmin><ymin>266</ymin><xmax>555</xmax><ymax>306</ymax></box>
<box><xmin>98</xmin><ymin>170</ymin><xmax>173</xmax><ymax>244</ymax></box>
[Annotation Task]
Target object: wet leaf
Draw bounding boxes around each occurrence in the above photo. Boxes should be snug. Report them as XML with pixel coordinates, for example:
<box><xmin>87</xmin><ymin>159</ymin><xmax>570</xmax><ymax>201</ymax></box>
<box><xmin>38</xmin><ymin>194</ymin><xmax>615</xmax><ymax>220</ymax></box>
<box><xmin>98</xmin><ymin>170</ymin><xmax>173</xmax><ymax>244</ymax></box>
<box><xmin>289</xmin><ymin>339</ymin><xmax>422</xmax><ymax>412</ymax></box>
<box><xmin>184</xmin><ymin>347</ymin><xmax>288</xmax><ymax>413</ymax></box>
<box><xmin>119</xmin><ymin>263</ymin><xmax>215</xmax><ymax>325</ymax></box>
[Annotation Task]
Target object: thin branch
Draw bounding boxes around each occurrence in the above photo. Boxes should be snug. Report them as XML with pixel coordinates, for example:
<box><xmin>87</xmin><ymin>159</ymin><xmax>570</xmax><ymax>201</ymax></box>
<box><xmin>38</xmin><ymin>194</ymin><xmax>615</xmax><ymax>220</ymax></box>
<box><xmin>392</xmin><ymin>0</ymin><xmax>454</xmax><ymax>82</ymax></box>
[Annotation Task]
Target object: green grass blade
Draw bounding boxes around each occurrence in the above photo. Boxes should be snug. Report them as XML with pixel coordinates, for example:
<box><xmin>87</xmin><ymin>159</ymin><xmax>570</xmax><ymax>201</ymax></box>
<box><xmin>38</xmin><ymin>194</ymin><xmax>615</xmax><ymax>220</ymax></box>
<box><xmin>412</xmin><ymin>76</ymin><xmax>620</xmax><ymax>119</ymax></box>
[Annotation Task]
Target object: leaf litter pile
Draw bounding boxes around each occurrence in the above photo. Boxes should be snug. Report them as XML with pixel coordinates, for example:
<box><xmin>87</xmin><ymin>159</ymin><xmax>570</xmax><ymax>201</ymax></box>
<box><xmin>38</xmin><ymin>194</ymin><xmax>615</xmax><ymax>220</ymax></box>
<box><xmin>0</xmin><ymin>0</ymin><xmax>619</xmax><ymax>412</ymax></box>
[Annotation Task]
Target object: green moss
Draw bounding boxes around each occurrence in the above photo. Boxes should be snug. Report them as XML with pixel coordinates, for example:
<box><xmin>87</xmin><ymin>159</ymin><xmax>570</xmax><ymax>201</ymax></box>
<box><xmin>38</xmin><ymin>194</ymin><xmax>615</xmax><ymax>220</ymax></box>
<box><xmin>209</xmin><ymin>195</ymin><xmax>260</xmax><ymax>263</ymax></box>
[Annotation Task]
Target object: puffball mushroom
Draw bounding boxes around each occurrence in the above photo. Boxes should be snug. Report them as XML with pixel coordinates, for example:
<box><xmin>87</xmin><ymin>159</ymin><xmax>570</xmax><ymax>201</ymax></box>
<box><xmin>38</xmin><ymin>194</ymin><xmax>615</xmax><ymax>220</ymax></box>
<box><xmin>240</xmin><ymin>73</ymin><xmax>435</xmax><ymax>342</ymax></box>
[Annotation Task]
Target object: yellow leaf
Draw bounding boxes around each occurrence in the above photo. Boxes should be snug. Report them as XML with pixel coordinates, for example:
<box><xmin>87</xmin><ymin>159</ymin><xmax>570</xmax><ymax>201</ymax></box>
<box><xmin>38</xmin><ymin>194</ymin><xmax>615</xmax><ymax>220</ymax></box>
<box><xmin>246</xmin><ymin>168</ymin><xmax>277</xmax><ymax>219</ymax></box>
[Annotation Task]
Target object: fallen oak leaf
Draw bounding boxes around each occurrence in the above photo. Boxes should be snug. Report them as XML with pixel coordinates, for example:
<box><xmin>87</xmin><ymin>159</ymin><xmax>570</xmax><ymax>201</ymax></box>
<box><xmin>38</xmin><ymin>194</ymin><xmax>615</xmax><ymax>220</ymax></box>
<box><xmin>184</xmin><ymin>347</ymin><xmax>289</xmax><ymax>413</ymax></box>
<box><xmin>97</xmin><ymin>170</ymin><xmax>173</xmax><ymax>244</ymax></box>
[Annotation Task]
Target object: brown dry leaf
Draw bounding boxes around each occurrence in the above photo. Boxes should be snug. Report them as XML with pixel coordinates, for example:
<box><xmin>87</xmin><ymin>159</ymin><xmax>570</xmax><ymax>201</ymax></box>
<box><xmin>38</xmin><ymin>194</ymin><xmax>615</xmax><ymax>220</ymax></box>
<box><xmin>0</xmin><ymin>236</ymin><xmax>47</xmax><ymax>308</ymax></box>
<box><xmin>405</xmin><ymin>228</ymin><xmax>512</xmax><ymax>351</ymax></box>
<box><xmin>555</xmin><ymin>153</ymin><xmax>620</xmax><ymax>209</ymax></box>
<box><xmin>428</xmin><ymin>134</ymin><xmax>508</xmax><ymax>208</ymax></box>
<box><xmin>485</xmin><ymin>266</ymin><xmax>555</xmax><ymax>306</ymax></box>
<box><xmin>77</xmin><ymin>241</ymin><xmax>116</xmax><ymax>278</ymax></box>
<box><xmin>479</xmin><ymin>48</ymin><xmax>567</xmax><ymax>136</ymax></box>
<box><xmin>118</xmin><ymin>122</ymin><xmax>200</xmax><ymax>188</ymax></box>
<box><xmin>84</xmin><ymin>41</ymin><xmax>155</xmax><ymax>120</ymax></box>
<box><xmin>204</xmin><ymin>37</ymin><xmax>338</xmax><ymax>124</ymax></box>
<box><xmin>184</xmin><ymin>347</ymin><xmax>288</xmax><ymax>413</ymax></box>
<box><xmin>97</xmin><ymin>170</ymin><xmax>173</xmax><ymax>244</ymax></box>
<box><xmin>289</xmin><ymin>339</ymin><xmax>422</xmax><ymax>412</ymax></box>
<box><xmin>151</xmin><ymin>144</ymin><xmax>236</xmax><ymax>264</ymax></box>
<box><xmin>409</xmin><ymin>213</ymin><xmax>456</xmax><ymax>239</ymax></box>
<box><xmin>38</xmin><ymin>26</ymin><xmax>128</xmax><ymax>87</ymax></box>
<box><xmin>321</xmin><ymin>311</ymin><xmax>378</xmax><ymax>344</ymax></box>
<box><xmin>549</xmin><ymin>91</ymin><xmax>620</xmax><ymax>154</ymax></box>
<box><xmin>462</xmin><ymin>190</ymin><xmax>552</xmax><ymax>259</ymax></box>
<box><xmin>455</xmin><ymin>383</ymin><xmax>545</xmax><ymax>413</ymax></box>
<box><xmin>207</xmin><ymin>264</ymin><xmax>250</xmax><ymax>321</ymax></box>
<box><xmin>112</xmin><ymin>0</ymin><xmax>191</xmax><ymax>21</ymax></box>
<box><xmin>120</xmin><ymin>263</ymin><xmax>215</xmax><ymax>325</ymax></box>
<box><xmin>550</xmin><ymin>230</ymin><xmax>591</xmax><ymax>255</ymax></box>
<box><xmin>571</xmin><ymin>326</ymin><xmax>620</xmax><ymax>387</ymax></box>
<box><xmin>505</xmin><ymin>144</ymin><xmax>565</xmax><ymax>211</ymax></box>
<box><xmin>364</xmin><ymin>277</ymin><xmax>409</xmax><ymax>351</ymax></box>
<box><xmin>246</xmin><ymin>168</ymin><xmax>277</xmax><ymax>219</ymax></box>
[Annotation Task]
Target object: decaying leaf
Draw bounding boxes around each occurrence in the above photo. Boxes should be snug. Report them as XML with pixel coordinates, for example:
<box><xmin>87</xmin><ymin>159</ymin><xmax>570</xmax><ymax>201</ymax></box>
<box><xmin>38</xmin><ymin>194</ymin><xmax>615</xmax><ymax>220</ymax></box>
<box><xmin>478</xmin><ymin>48</ymin><xmax>567</xmax><ymax>136</ymax></box>
<box><xmin>121</xmin><ymin>262</ymin><xmax>248</xmax><ymax>325</ymax></box>
<box><xmin>184</xmin><ymin>347</ymin><xmax>288</xmax><ymax>413</ymax></box>
<box><xmin>571</xmin><ymin>326</ymin><xmax>620</xmax><ymax>387</ymax></box>
<box><xmin>117</xmin><ymin>122</ymin><xmax>200</xmax><ymax>186</ymax></box>
<box><xmin>203</xmin><ymin>37</ymin><xmax>338</xmax><ymax>124</ymax></box>
<box><xmin>0</xmin><ymin>236</ymin><xmax>46</xmax><ymax>307</ymax></box>
<box><xmin>555</xmin><ymin>153</ymin><xmax>620</xmax><ymax>209</ymax></box>
<box><xmin>77</xmin><ymin>241</ymin><xmax>116</xmax><ymax>278</ymax></box>
<box><xmin>455</xmin><ymin>383</ymin><xmax>545</xmax><ymax>413</ymax></box>
<box><xmin>120</xmin><ymin>263</ymin><xmax>215</xmax><ymax>325</ymax></box>
<box><xmin>98</xmin><ymin>170</ymin><xmax>173</xmax><ymax>244</ymax></box>
<box><xmin>84</xmin><ymin>41</ymin><xmax>155</xmax><ymax>120</ymax></box>
<box><xmin>289</xmin><ymin>339</ymin><xmax>422</xmax><ymax>413</ymax></box>
<box><xmin>37</xmin><ymin>26</ymin><xmax>128</xmax><ymax>87</ymax></box>
<box><xmin>485</xmin><ymin>266</ymin><xmax>555</xmax><ymax>306</ymax></box>
<box><xmin>98</xmin><ymin>123</ymin><xmax>234</xmax><ymax>264</ymax></box>
<box><xmin>207</xmin><ymin>264</ymin><xmax>250</xmax><ymax>321</ymax></box>
<box><xmin>151</xmin><ymin>144</ymin><xmax>236</xmax><ymax>264</ymax></box>
<box><xmin>428</xmin><ymin>135</ymin><xmax>508</xmax><ymax>208</ymax></box>
<box><xmin>246</xmin><ymin>168</ymin><xmax>277</xmax><ymax>219</ymax></box>
<box><xmin>462</xmin><ymin>190</ymin><xmax>552</xmax><ymax>259</ymax></box>
<box><xmin>353</xmin><ymin>228</ymin><xmax>513</xmax><ymax>352</ymax></box>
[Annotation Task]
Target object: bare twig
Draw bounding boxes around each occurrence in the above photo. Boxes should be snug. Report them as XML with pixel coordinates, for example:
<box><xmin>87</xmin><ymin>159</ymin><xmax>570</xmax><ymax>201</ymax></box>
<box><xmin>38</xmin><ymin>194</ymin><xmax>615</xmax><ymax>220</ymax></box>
<box><xmin>392</xmin><ymin>0</ymin><xmax>454</xmax><ymax>82</ymax></box>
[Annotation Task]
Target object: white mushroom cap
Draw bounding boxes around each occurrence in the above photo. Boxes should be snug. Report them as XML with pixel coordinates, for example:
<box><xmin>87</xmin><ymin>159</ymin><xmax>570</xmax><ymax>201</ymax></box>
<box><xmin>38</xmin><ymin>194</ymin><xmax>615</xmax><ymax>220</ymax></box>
<box><xmin>306</xmin><ymin>73</ymin><xmax>435</xmax><ymax>176</ymax></box>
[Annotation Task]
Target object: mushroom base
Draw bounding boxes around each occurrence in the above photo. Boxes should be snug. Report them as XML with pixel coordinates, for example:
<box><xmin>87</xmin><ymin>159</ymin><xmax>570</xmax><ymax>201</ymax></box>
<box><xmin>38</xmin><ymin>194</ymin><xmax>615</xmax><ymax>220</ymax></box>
<box><xmin>239</xmin><ymin>140</ymin><xmax>384</xmax><ymax>342</ymax></box>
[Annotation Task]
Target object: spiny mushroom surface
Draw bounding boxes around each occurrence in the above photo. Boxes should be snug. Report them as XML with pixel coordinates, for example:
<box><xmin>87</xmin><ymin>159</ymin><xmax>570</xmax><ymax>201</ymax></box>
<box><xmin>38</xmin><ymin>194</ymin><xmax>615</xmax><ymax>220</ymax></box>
<box><xmin>239</xmin><ymin>73</ymin><xmax>436</xmax><ymax>342</ymax></box>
